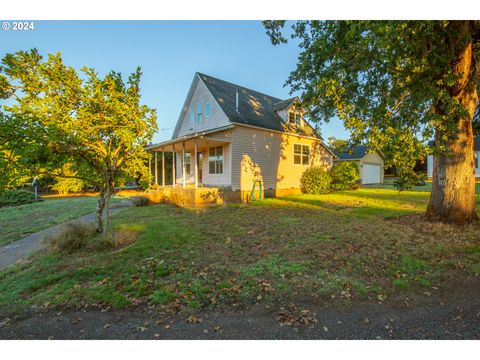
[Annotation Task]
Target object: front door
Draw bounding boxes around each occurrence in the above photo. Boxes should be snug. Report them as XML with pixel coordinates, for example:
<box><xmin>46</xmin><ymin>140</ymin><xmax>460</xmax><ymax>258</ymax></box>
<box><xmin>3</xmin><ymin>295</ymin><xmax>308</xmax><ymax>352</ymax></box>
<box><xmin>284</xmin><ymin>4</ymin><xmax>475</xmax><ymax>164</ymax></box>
<box><xmin>197</xmin><ymin>151</ymin><xmax>203</xmax><ymax>184</ymax></box>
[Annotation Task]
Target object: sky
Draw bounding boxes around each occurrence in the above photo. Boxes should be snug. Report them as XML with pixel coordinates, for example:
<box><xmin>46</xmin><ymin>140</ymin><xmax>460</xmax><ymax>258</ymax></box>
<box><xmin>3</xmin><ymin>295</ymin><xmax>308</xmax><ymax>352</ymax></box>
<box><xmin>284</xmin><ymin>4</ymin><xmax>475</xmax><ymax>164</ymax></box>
<box><xmin>0</xmin><ymin>20</ymin><xmax>348</xmax><ymax>143</ymax></box>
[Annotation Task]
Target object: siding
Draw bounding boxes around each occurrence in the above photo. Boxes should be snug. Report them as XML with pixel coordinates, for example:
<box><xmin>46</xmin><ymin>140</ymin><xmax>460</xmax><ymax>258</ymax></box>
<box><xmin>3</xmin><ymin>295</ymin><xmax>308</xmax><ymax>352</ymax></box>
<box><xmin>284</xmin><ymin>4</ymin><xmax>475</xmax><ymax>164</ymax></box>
<box><xmin>229</xmin><ymin>125</ymin><xmax>333</xmax><ymax>191</ymax></box>
<box><xmin>176</xmin><ymin>78</ymin><xmax>231</xmax><ymax>138</ymax></box>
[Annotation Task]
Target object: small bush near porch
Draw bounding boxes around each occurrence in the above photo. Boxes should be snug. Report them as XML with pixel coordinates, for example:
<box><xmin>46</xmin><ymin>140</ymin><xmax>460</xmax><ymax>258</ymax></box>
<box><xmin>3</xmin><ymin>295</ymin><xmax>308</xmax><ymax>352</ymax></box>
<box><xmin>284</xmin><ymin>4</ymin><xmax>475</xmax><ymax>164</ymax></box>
<box><xmin>1</xmin><ymin>188</ymin><xmax>479</xmax><ymax>313</ymax></box>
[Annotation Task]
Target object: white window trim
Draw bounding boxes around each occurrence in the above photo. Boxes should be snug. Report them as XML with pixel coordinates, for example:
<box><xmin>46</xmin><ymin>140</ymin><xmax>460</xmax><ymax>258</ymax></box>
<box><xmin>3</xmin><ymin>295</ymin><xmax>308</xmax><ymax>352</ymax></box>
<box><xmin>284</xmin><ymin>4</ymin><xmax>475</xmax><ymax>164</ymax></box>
<box><xmin>208</xmin><ymin>145</ymin><xmax>224</xmax><ymax>174</ymax></box>
<box><xmin>205</xmin><ymin>102</ymin><xmax>212</xmax><ymax>118</ymax></box>
<box><xmin>183</xmin><ymin>152</ymin><xmax>191</xmax><ymax>175</ymax></box>
<box><xmin>188</xmin><ymin>109</ymin><xmax>195</xmax><ymax>124</ymax></box>
<box><xmin>288</xmin><ymin>111</ymin><xmax>296</xmax><ymax>124</ymax></box>
<box><xmin>197</xmin><ymin>102</ymin><xmax>203</xmax><ymax>124</ymax></box>
<box><xmin>293</xmin><ymin>143</ymin><xmax>311</xmax><ymax>166</ymax></box>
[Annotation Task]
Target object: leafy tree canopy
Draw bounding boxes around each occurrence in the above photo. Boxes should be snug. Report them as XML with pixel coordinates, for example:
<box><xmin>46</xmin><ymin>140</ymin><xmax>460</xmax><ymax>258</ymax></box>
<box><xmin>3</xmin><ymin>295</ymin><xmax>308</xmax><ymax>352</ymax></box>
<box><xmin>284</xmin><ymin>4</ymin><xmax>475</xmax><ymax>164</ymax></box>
<box><xmin>0</xmin><ymin>49</ymin><xmax>157</xmax><ymax>233</ymax></box>
<box><xmin>264</xmin><ymin>20</ymin><xmax>480</xmax><ymax>176</ymax></box>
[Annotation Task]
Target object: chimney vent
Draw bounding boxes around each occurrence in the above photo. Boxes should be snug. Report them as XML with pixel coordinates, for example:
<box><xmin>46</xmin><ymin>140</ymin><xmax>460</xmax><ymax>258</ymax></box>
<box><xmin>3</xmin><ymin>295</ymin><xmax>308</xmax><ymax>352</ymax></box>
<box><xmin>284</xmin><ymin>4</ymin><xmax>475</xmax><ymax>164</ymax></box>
<box><xmin>235</xmin><ymin>90</ymin><xmax>239</xmax><ymax>113</ymax></box>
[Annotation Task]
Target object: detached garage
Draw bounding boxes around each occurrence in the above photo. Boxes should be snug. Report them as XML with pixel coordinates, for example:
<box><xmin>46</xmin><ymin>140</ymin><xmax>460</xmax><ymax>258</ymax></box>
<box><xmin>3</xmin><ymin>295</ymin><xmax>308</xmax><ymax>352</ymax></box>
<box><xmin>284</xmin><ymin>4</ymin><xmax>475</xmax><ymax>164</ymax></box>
<box><xmin>334</xmin><ymin>145</ymin><xmax>384</xmax><ymax>185</ymax></box>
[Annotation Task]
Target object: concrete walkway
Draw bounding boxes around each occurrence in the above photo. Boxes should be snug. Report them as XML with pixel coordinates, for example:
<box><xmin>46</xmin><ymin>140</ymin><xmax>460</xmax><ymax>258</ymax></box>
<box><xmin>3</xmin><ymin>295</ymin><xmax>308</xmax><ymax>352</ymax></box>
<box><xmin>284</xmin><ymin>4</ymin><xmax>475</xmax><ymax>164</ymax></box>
<box><xmin>0</xmin><ymin>201</ymin><xmax>133</xmax><ymax>270</ymax></box>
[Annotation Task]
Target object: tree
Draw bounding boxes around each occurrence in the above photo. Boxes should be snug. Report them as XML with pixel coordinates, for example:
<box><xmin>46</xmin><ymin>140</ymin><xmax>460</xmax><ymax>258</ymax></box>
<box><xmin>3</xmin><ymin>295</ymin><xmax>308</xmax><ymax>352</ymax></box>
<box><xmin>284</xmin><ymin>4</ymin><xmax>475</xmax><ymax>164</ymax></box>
<box><xmin>0</xmin><ymin>49</ymin><xmax>157</xmax><ymax>234</ymax></box>
<box><xmin>264</xmin><ymin>20</ymin><xmax>480</xmax><ymax>224</ymax></box>
<box><xmin>327</xmin><ymin>137</ymin><xmax>348</xmax><ymax>154</ymax></box>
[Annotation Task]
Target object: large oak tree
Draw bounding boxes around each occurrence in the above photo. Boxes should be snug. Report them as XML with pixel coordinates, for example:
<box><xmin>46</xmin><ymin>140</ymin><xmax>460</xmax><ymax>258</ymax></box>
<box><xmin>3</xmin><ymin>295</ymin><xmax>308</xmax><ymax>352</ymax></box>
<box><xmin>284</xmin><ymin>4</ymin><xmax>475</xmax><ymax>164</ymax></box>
<box><xmin>0</xmin><ymin>49</ymin><xmax>157</xmax><ymax>234</ymax></box>
<box><xmin>264</xmin><ymin>20</ymin><xmax>480</xmax><ymax>224</ymax></box>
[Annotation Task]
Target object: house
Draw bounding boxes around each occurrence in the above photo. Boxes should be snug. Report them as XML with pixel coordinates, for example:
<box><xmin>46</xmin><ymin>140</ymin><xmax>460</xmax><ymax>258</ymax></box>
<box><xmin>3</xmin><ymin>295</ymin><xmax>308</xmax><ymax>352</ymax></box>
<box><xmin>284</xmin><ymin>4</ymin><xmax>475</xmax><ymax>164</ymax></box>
<box><xmin>333</xmin><ymin>145</ymin><xmax>384</xmax><ymax>184</ymax></box>
<box><xmin>426</xmin><ymin>137</ymin><xmax>480</xmax><ymax>178</ymax></box>
<box><xmin>145</xmin><ymin>72</ymin><xmax>335</xmax><ymax>205</ymax></box>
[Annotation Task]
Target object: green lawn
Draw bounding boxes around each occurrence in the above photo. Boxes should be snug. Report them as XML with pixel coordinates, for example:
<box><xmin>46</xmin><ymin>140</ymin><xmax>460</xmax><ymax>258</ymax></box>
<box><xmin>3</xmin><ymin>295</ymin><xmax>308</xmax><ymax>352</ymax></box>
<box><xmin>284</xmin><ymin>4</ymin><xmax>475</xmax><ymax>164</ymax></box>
<box><xmin>365</xmin><ymin>178</ymin><xmax>480</xmax><ymax>193</ymax></box>
<box><xmin>0</xmin><ymin>196</ymin><xmax>122</xmax><ymax>247</ymax></box>
<box><xmin>1</xmin><ymin>188</ymin><xmax>480</xmax><ymax>314</ymax></box>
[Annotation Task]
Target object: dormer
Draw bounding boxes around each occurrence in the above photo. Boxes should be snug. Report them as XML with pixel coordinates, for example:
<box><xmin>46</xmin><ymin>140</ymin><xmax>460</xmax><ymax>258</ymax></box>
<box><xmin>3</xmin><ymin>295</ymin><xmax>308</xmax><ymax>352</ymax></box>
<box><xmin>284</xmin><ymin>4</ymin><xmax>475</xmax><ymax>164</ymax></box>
<box><xmin>273</xmin><ymin>97</ymin><xmax>305</xmax><ymax>128</ymax></box>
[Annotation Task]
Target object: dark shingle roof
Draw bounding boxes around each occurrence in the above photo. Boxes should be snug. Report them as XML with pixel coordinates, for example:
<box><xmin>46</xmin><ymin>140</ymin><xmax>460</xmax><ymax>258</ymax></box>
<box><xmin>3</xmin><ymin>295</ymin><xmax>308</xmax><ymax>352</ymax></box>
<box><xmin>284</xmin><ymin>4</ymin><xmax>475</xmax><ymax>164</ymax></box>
<box><xmin>273</xmin><ymin>97</ymin><xmax>297</xmax><ymax>111</ymax></box>
<box><xmin>335</xmin><ymin>145</ymin><xmax>368</xmax><ymax>160</ymax></box>
<box><xmin>428</xmin><ymin>137</ymin><xmax>480</xmax><ymax>151</ymax></box>
<box><xmin>197</xmin><ymin>73</ymin><xmax>319</xmax><ymax>138</ymax></box>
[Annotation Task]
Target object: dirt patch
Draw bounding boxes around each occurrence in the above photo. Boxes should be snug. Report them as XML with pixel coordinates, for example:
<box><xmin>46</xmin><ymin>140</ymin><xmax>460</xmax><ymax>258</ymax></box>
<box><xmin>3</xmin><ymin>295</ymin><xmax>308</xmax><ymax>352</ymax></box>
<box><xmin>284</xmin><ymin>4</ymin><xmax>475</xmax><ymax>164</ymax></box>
<box><xmin>1</xmin><ymin>278</ymin><xmax>480</xmax><ymax>339</ymax></box>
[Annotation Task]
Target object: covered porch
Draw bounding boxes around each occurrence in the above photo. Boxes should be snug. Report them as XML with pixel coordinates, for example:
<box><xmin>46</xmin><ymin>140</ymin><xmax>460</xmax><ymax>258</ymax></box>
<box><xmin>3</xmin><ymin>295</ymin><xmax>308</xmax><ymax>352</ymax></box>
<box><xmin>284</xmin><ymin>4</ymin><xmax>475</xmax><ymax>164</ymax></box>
<box><xmin>147</xmin><ymin>133</ymin><xmax>230</xmax><ymax>189</ymax></box>
<box><xmin>144</xmin><ymin>132</ymin><xmax>232</xmax><ymax>206</ymax></box>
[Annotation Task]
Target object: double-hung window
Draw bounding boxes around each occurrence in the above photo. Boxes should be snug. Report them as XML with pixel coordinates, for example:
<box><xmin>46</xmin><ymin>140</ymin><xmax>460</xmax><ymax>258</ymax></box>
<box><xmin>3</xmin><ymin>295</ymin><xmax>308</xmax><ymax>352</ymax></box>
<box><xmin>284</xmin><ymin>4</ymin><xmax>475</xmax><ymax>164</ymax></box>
<box><xmin>205</xmin><ymin>103</ymin><xmax>211</xmax><ymax>117</ymax></box>
<box><xmin>295</xmin><ymin>113</ymin><xmax>302</xmax><ymax>126</ymax></box>
<box><xmin>288</xmin><ymin>111</ymin><xmax>295</xmax><ymax>124</ymax></box>
<box><xmin>197</xmin><ymin>103</ymin><xmax>203</xmax><ymax>124</ymax></box>
<box><xmin>188</xmin><ymin>109</ymin><xmax>195</xmax><ymax>124</ymax></box>
<box><xmin>208</xmin><ymin>146</ymin><xmax>223</xmax><ymax>174</ymax></box>
<box><xmin>294</xmin><ymin>144</ymin><xmax>310</xmax><ymax>165</ymax></box>
<box><xmin>183</xmin><ymin>152</ymin><xmax>191</xmax><ymax>175</ymax></box>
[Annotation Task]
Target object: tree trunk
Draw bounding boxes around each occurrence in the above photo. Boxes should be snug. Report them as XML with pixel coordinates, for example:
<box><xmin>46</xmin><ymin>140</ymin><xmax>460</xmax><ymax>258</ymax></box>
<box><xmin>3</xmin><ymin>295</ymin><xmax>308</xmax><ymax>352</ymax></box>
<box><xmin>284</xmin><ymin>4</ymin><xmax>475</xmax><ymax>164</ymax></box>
<box><xmin>426</xmin><ymin>22</ymin><xmax>479</xmax><ymax>224</ymax></box>
<box><xmin>427</xmin><ymin>117</ymin><xmax>478</xmax><ymax>224</ymax></box>
<box><xmin>96</xmin><ymin>187</ymin><xmax>106</xmax><ymax>233</ymax></box>
<box><xmin>102</xmin><ymin>176</ymin><xmax>114</xmax><ymax>237</ymax></box>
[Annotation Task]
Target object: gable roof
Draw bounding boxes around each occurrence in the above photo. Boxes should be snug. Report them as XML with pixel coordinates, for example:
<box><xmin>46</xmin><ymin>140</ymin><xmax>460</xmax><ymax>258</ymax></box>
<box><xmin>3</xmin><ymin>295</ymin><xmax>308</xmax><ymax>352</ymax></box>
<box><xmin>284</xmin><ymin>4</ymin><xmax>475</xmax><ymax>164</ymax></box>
<box><xmin>428</xmin><ymin>137</ymin><xmax>480</xmax><ymax>151</ymax></box>
<box><xmin>335</xmin><ymin>145</ymin><xmax>378</xmax><ymax>160</ymax></box>
<box><xmin>196</xmin><ymin>73</ymin><xmax>319</xmax><ymax>138</ymax></box>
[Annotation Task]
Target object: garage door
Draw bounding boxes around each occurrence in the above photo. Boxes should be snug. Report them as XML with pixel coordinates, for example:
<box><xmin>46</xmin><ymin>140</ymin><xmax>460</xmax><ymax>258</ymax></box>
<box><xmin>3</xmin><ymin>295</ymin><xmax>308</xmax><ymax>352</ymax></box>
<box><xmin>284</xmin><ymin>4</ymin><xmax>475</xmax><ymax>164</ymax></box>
<box><xmin>362</xmin><ymin>164</ymin><xmax>381</xmax><ymax>184</ymax></box>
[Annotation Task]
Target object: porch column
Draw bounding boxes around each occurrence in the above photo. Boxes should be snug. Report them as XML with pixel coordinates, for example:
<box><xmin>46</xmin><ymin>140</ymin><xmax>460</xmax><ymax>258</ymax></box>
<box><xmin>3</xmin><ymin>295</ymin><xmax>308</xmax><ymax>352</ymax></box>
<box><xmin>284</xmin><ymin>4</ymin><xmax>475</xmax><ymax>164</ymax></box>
<box><xmin>161</xmin><ymin>149</ymin><xmax>165</xmax><ymax>187</ymax></box>
<box><xmin>182</xmin><ymin>142</ymin><xmax>186</xmax><ymax>189</ymax></box>
<box><xmin>172</xmin><ymin>144</ymin><xmax>176</xmax><ymax>187</ymax></box>
<box><xmin>154</xmin><ymin>151</ymin><xmax>158</xmax><ymax>185</ymax></box>
<box><xmin>148</xmin><ymin>155</ymin><xmax>152</xmax><ymax>187</ymax></box>
<box><xmin>194</xmin><ymin>140</ymin><xmax>198</xmax><ymax>189</ymax></box>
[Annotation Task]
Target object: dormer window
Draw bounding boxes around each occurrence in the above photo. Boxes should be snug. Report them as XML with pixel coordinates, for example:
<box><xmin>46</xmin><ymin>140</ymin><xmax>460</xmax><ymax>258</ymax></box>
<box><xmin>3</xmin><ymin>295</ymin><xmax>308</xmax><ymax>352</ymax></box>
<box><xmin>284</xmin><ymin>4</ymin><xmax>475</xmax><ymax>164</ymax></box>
<box><xmin>295</xmin><ymin>113</ymin><xmax>302</xmax><ymax>126</ymax></box>
<box><xmin>288</xmin><ymin>111</ymin><xmax>295</xmax><ymax>124</ymax></box>
<box><xmin>288</xmin><ymin>110</ymin><xmax>302</xmax><ymax>126</ymax></box>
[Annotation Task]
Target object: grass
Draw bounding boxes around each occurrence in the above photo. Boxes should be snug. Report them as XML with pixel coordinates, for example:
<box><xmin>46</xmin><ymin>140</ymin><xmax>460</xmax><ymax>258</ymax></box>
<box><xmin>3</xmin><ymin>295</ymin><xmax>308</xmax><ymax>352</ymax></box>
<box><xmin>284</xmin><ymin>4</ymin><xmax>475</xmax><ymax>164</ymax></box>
<box><xmin>0</xmin><ymin>195</ymin><xmax>123</xmax><ymax>247</ymax></box>
<box><xmin>366</xmin><ymin>178</ymin><xmax>480</xmax><ymax>193</ymax></box>
<box><xmin>1</xmin><ymin>188</ymin><xmax>480</xmax><ymax>314</ymax></box>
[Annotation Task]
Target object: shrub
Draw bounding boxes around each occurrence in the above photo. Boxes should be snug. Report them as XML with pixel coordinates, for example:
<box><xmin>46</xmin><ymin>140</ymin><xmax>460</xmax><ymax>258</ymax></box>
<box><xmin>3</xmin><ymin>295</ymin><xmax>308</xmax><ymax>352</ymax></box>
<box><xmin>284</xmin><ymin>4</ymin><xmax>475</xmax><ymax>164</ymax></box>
<box><xmin>0</xmin><ymin>189</ymin><xmax>38</xmax><ymax>207</ymax></box>
<box><xmin>50</xmin><ymin>222</ymin><xmax>96</xmax><ymax>253</ymax></box>
<box><xmin>393</xmin><ymin>172</ymin><xmax>427</xmax><ymax>191</ymax></box>
<box><xmin>300</xmin><ymin>166</ymin><xmax>331</xmax><ymax>195</ymax></box>
<box><xmin>103</xmin><ymin>228</ymin><xmax>139</xmax><ymax>249</ymax></box>
<box><xmin>331</xmin><ymin>162</ymin><xmax>359</xmax><ymax>190</ymax></box>
<box><xmin>131</xmin><ymin>196</ymin><xmax>150</xmax><ymax>207</ymax></box>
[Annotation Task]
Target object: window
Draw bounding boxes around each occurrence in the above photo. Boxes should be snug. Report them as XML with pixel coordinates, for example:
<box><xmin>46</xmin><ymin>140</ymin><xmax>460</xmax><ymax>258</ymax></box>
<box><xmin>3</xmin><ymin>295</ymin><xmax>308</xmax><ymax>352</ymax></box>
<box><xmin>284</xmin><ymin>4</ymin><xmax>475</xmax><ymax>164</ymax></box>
<box><xmin>188</xmin><ymin>109</ymin><xmax>195</xmax><ymax>124</ymax></box>
<box><xmin>288</xmin><ymin>111</ymin><xmax>295</xmax><ymax>124</ymax></box>
<box><xmin>183</xmin><ymin>152</ymin><xmax>191</xmax><ymax>175</ymax></box>
<box><xmin>197</xmin><ymin>103</ymin><xmax>203</xmax><ymax>124</ymax></box>
<box><xmin>294</xmin><ymin>144</ymin><xmax>310</xmax><ymax>165</ymax></box>
<box><xmin>208</xmin><ymin>146</ymin><xmax>223</xmax><ymax>174</ymax></box>
<box><xmin>295</xmin><ymin>113</ymin><xmax>302</xmax><ymax>126</ymax></box>
<box><xmin>205</xmin><ymin>103</ymin><xmax>212</xmax><ymax>117</ymax></box>
<box><xmin>475</xmin><ymin>152</ymin><xmax>479</xmax><ymax>169</ymax></box>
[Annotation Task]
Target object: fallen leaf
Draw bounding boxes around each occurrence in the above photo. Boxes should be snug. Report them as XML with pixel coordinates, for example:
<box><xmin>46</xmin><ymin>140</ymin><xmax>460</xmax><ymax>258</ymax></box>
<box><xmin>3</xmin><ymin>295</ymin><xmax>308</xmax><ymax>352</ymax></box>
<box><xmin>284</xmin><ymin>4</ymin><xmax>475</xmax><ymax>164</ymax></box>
<box><xmin>186</xmin><ymin>316</ymin><xmax>202</xmax><ymax>324</ymax></box>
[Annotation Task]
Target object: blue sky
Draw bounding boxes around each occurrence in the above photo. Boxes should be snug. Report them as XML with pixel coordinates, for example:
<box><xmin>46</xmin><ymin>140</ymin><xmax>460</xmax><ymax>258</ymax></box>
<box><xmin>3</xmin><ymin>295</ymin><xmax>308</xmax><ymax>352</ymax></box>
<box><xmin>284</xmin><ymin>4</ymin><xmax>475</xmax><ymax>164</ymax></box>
<box><xmin>0</xmin><ymin>20</ymin><xmax>347</xmax><ymax>143</ymax></box>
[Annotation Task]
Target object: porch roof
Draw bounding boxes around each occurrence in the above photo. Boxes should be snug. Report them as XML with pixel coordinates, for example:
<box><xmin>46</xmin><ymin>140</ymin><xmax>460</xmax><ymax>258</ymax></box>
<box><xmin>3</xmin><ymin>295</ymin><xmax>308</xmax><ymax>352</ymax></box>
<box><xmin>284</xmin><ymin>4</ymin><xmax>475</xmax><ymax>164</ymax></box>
<box><xmin>146</xmin><ymin>125</ymin><xmax>234</xmax><ymax>152</ymax></box>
